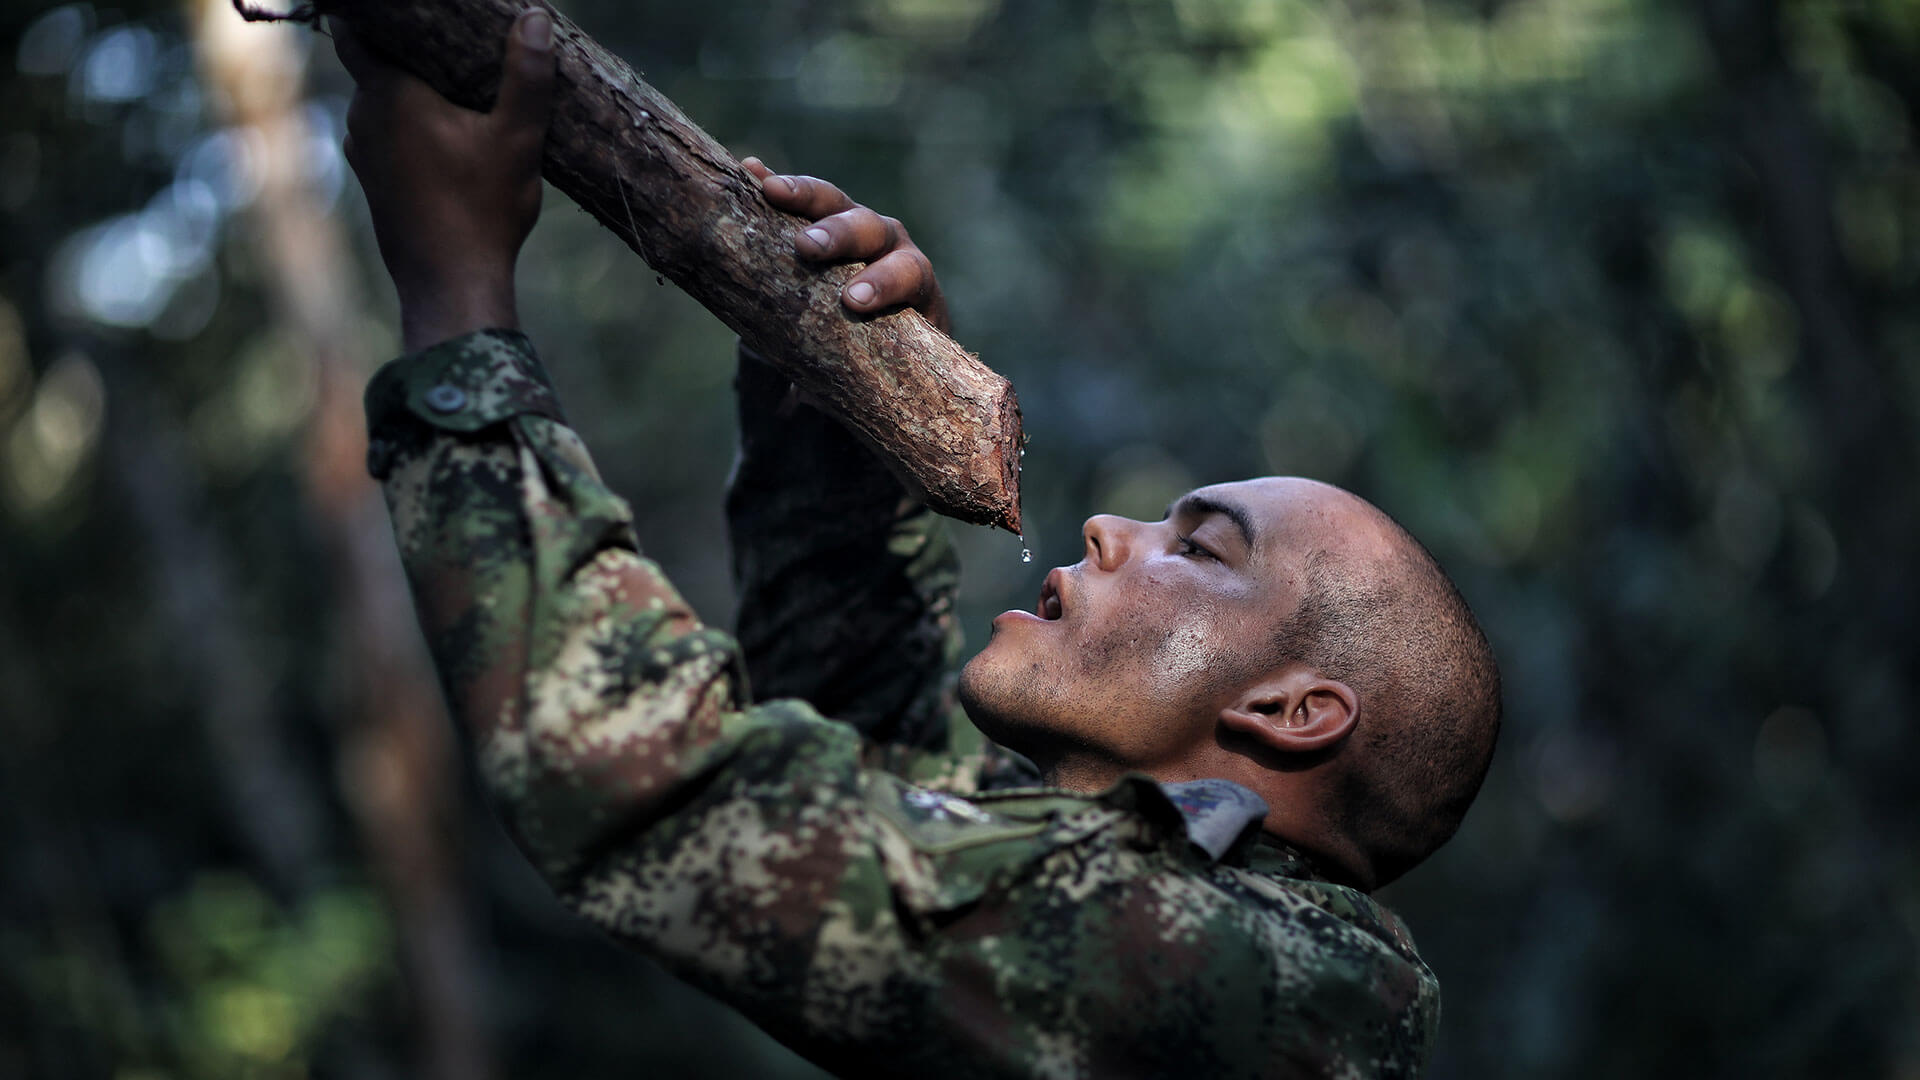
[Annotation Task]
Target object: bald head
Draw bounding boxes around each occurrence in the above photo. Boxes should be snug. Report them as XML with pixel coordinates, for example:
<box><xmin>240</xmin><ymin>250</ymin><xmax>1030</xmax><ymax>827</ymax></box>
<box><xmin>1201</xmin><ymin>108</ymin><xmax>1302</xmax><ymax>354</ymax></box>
<box><xmin>1264</xmin><ymin>489</ymin><xmax>1502</xmax><ymax>886</ymax></box>
<box><xmin>959</xmin><ymin>475</ymin><xmax>1499</xmax><ymax>888</ymax></box>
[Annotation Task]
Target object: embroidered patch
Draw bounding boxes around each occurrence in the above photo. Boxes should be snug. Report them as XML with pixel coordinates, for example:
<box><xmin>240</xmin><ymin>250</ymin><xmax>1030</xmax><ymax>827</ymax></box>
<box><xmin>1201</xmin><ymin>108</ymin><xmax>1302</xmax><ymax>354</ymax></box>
<box><xmin>1159</xmin><ymin>778</ymin><xmax>1269</xmax><ymax>861</ymax></box>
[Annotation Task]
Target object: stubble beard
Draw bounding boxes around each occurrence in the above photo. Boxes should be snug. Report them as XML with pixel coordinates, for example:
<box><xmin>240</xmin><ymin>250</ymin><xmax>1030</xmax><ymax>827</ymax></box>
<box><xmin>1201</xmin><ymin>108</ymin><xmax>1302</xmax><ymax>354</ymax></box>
<box><xmin>956</xmin><ymin>647</ymin><xmax>1054</xmax><ymax>758</ymax></box>
<box><xmin>955</xmin><ymin>620</ymin><xmax>1152</xmax><ymax>777</ymax></box>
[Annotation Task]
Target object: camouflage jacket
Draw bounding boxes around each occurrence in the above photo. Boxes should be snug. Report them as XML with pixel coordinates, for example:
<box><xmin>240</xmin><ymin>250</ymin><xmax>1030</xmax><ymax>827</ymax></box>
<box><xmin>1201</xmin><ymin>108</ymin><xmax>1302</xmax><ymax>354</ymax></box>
<box><xmin>364</xmin><ymin>329</ymin><xmax>1441</xmax><ymax>1079</ymax></box>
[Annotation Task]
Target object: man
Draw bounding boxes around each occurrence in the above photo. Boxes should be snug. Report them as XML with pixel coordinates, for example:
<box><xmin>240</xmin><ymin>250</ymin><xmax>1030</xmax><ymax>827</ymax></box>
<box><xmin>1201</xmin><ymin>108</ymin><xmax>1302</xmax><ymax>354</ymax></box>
<box><xmin>335</xmin><ymin>10</ymin><xmax>1500</xmax><ymax>1078</ymax></box>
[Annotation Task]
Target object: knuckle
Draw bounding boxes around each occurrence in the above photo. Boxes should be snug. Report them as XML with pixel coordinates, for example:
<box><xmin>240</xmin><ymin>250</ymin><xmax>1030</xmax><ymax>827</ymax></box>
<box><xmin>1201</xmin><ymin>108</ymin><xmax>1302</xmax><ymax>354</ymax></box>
<box><xmin>848</xmin><ymin>208</ymin><xmax>887</xmax><ymax>243</ymax></box>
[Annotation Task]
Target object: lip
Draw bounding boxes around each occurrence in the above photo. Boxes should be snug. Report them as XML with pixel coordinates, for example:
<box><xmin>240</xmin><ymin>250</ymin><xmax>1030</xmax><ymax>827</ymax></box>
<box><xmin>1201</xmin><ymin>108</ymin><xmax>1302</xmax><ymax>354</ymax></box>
<box><xmin>991</xmin><ymin>567</ymin><xmax>1071</xmax><ymax>629</ymax></box>
<box><xmin>1037</xmin><ymin>567</ymin><xmax>1068</xmax><ymax>621</ymax></box>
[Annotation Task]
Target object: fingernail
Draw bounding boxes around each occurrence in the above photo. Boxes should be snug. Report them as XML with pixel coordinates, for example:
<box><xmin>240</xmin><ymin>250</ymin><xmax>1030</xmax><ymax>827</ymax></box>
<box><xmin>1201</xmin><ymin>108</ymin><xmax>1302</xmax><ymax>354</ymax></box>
<box><xmin>805</xmin><ymin>227</ymin><xmax>831</xmax><ymax>249</ymax></box>
<box><xmin>520</xmin><ymin>9</ymin><xmax>553</xmax><ymax>49</ymax></box>
<box><xmin>847</xmin><ymin>281</ymin><xmax>876</xmax><ymax>306</ymax></box>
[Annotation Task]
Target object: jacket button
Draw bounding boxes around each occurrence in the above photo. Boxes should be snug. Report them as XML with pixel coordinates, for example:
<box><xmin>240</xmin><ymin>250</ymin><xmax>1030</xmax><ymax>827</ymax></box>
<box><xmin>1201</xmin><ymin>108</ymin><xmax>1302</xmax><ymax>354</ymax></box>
<box><xmin>423</xmin><ymin>384</ymin><xmax>467</xmax><ymax>413</ymax></box>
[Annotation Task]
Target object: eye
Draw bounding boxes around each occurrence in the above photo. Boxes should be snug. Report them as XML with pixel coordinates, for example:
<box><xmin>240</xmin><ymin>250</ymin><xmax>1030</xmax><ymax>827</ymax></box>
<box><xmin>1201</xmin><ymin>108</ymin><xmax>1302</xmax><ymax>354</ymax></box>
<box><xmin>1175</xmin><ymin>534</ymin><xmax>1218</xmax><ymax>561</ymax></box>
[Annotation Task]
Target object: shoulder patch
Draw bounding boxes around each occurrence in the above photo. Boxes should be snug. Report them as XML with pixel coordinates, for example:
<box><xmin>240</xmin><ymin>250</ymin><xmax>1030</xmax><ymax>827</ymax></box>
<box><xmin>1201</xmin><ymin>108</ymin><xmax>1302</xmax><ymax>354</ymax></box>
<box><xmin>1158</xmin><ymin>778</ymin><xmax>1269</xmax><ymax>861</ymax></box>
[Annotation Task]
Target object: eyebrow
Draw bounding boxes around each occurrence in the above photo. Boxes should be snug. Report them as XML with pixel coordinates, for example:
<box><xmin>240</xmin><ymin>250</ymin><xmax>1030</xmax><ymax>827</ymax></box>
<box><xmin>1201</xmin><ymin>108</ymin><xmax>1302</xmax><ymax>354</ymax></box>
<box><xmin>1165</xmin><ymin>493</ymin><xmax>1258</xmax><ymax>552</ymax></box>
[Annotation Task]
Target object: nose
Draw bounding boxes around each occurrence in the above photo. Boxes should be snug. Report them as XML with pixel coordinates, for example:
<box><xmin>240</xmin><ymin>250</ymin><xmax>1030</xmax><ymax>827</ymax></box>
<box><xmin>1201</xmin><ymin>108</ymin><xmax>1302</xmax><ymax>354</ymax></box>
<box><xmin>1081</xmin><ymin>514</ymin><xmax>1138</xmax><ymax>573</ymax></box>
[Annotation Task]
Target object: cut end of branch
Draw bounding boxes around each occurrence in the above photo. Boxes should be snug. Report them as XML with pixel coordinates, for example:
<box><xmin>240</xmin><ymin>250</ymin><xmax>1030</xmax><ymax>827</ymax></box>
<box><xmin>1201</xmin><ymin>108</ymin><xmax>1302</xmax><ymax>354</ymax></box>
<box><xmin>993</xmin><ymin>395</ymin><xmax>1025</xmax><ymax>536</ymax></box>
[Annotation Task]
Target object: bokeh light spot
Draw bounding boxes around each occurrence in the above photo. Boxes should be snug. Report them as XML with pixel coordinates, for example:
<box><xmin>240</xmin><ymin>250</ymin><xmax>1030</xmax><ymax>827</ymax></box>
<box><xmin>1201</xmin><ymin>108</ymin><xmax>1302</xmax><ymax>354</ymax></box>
<box><xmin>15</xmin><ymin>4</ymin><xmax>93</xmax><ymax>77</ymax></box>
<box><xmin>4</xmin><ymin>352</ymin><xmax>105</xmax><ymax>516</ymax></box>
<box><xmin>77</xmin><ymin>24</ymin><xmax>160</xmax><ymax>104</ymax></box>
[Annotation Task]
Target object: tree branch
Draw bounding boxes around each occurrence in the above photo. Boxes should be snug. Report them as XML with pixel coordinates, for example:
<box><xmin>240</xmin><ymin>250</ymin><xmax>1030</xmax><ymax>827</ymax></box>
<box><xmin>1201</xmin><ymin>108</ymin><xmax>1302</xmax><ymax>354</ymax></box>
<box><xmin>238</xmin><ymin>0</ymin><xmax>1024</xmax><ymax>533</ymax></box>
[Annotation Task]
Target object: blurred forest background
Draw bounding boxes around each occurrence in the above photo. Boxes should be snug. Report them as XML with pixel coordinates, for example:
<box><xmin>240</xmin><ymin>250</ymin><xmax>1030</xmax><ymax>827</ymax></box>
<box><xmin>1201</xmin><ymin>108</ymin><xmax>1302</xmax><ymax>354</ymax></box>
<box><xmin>3</xmin><ymin>0</ymin><xmax>1917</xmax><ymax>1076</ymax></box>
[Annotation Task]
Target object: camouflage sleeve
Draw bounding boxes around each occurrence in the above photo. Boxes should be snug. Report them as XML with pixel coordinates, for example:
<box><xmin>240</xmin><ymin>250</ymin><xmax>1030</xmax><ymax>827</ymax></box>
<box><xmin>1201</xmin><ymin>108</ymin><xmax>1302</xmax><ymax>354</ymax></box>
<box><xmin>366</xmin><ymin>330</ymin><xmax>1432</xmax><ymax>1079</ymax></box>
<box><xmin>726</xmin><ymin>345</ymin><xmax>1035</xmax><ymax>792</ymax></box>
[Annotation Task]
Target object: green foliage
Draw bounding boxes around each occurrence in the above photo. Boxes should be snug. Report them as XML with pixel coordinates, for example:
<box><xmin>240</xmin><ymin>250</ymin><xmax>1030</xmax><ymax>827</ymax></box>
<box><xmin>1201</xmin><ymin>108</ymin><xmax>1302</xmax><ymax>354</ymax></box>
<box><xmin>3</xmin><ymin>0</ymin><xmax>1917</xmax><ymax>1077</ymax></box>
<box><xmin>148</xmin><ymin>876</ymin><xmax>392</xmax><ymax>1078</ymax></box>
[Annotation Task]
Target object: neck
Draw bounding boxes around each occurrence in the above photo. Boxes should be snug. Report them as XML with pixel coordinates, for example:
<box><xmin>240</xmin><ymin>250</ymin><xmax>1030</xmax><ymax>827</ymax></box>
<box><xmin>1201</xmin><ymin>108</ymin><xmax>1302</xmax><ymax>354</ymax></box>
<box><xmin>1034</xmin><ymin>750</ymin><xmax>1131</xmax><ymax>793</ymax></box>
<box><xmin>1037</xmin><ymin>746</ymin><xmax>1379</xmax><ymax>890</ymax></box>
<box><xmin>1260</xmin><ymin>788</ymin><xmax>1378</xmax><ymax>891</ymax></box>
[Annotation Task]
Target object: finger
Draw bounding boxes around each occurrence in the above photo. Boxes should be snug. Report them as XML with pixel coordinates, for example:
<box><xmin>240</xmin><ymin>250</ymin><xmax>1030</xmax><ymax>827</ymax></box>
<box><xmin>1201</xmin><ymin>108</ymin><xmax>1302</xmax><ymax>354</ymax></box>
<box><xmin>741</xmin><ymin>156</ymin><xmax>773</xmax><ymax>181</ymax></box>
<box><xmin>797</xmin><ymin>207</ymin><xmax>901</xmax><ymax>263</ymax></box>
<box><xmin>495</xmin><ymin>9</ymin><xmax>557</xmax><ymax>138</ymax></box>
<box><xmin>754</xmin><ymin>169</ymin><xmax>801</xmax><ymax>206</ymax></box>
<box><xmin>843</xmin><ymin>247</ymin><xmax>933</xmax><ymax>308</ymax></box>
<box><xmin>766</xmin><ymin>173</ymin><xmax>857</xmax><ymax>220</ymax></box>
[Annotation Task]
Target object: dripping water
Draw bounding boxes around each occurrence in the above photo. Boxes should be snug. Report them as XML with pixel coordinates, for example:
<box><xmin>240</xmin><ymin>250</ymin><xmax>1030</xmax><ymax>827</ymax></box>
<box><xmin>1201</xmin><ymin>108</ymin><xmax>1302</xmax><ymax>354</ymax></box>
<box><xmin>1017</xmin><ymin>440</ymin><xmax>1031</xmax><ymax>562</ymax></box>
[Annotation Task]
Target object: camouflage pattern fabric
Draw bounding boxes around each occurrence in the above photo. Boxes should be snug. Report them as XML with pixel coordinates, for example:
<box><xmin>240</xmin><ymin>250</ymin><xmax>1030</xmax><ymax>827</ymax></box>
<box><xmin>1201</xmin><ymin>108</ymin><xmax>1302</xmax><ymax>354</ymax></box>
<box><xmin>726</xmin><ymin>346</ymin><xmax>1039</xmax><ymax>795</ymax></box>
<box><xmin>365</xmin><ymin>329</ymin><xmax>1442</xmax><ymax>1079</ymax></box>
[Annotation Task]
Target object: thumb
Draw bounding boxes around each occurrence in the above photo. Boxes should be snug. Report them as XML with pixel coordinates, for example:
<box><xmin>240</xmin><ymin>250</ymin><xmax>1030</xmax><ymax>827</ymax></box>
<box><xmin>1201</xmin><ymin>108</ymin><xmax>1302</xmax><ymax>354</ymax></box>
<box><xmin>495</xmin><ymin>8</ymin><xmax>556</xmax><ymax>140</ymax></box>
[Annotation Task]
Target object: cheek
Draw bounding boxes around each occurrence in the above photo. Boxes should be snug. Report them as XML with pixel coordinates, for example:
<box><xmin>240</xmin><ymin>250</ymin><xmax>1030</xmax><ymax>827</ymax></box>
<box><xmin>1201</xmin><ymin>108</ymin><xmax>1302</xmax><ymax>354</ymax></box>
<box><xmin>1147</xmin><ymin>607</ymin><xmax>1220</xmax><ymax>691</ymax></box>
<box><xmin>1076</xmin><ymin>580</ymin><xmax>1237</xmax><ymax>698</ymax></box>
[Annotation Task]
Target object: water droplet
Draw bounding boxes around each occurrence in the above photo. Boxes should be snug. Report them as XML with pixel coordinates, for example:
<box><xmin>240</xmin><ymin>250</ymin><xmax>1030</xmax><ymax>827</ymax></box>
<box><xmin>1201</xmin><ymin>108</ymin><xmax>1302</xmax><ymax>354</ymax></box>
<box><xmin>1021</xmin><ymin>548</ymin><xmax>1033</xmax><ymax>563</ymax></box>
<box><xmin>1019</xmin><ymin>448</ymin><xmax>1026</xmax><ymax>458</ymax></box>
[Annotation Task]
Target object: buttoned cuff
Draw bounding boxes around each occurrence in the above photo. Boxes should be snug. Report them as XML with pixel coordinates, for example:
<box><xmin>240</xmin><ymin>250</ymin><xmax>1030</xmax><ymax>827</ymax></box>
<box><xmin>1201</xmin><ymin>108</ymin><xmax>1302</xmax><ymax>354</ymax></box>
<box><xmin>363</xmin><ymin>329</ymin><xmax>567</xmax><ymax>479</ymax></box>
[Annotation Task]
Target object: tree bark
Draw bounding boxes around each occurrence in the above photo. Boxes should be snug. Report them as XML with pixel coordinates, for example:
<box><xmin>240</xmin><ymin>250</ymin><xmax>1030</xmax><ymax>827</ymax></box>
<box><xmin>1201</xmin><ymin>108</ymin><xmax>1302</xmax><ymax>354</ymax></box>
<box><xmin>238</xmin><ymin>0</ymin><xmax>1024</xmax><ymax>533</ymax></box>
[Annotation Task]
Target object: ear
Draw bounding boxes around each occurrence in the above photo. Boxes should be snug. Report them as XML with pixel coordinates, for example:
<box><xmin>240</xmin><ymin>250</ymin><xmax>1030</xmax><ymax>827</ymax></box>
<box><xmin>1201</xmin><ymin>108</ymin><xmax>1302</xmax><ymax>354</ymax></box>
<box><xmin>1218</xmin><ymin>670</ymin><xmax>1358</xmax><ymax>755</ymax></box>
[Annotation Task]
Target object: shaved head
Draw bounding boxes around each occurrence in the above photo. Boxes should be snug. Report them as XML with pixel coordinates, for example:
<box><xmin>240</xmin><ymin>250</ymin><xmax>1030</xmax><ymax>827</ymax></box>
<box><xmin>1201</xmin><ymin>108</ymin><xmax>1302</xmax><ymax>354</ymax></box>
<box><xmin>1270</xmin><ymin>504</ymin><xmax>1501</xmax><ymax>886</ymax></box>
<box><xmin>961</xmin><ymin>475</ymin><xmax>1500</xmax><ymax>889</ymax></box>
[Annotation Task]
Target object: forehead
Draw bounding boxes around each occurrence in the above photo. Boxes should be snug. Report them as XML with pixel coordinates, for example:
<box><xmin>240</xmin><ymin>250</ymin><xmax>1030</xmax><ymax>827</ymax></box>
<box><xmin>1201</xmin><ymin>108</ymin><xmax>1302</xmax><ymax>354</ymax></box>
<box><xmin>1178</xmin><ymin>477</ymin><xmax>1396</xmax><ymax>569</ymax></box>
<box><xmin>1185</xmin><ymin>477</ymin><xmax>1353</xmax><ymax>533</ymax></box>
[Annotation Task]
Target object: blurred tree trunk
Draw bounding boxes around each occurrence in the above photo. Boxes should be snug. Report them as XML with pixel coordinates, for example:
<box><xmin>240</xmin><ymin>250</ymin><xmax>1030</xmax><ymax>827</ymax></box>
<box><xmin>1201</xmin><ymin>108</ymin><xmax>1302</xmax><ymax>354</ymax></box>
<box><xmin>1693</xmin><ymin>3</ymin><xmax>1916</xmax><ymax>591</ymax></box>
<box><xmin>1694</xmin><ymin>0</ymin><xmax>1885</xmax><ymax>455</ymax></box>
<box><xmin>1693</xmin><ymin>0</ymin><xmax>1917</xmax><ymax>877</ymax></box>
<box><xmin>187</xmin><ymin>5</ymin><xmax>494</xmax><ymax>1079</ymax></box>
<box><xmin>107</xmin><ymin>370</ymin><xmax>330</xmax><ymax>895</ymax></box>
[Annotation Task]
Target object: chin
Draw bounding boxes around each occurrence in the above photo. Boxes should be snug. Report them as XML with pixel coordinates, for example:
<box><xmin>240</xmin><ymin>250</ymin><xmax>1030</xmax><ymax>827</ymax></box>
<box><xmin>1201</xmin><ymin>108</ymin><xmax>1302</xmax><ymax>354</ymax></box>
<box><xmin>957</xmin><ymin>649</ymin><xmax>1054</xmax><ymax>757</ymax></box>
<box><xmin>956</xmin><ymin>652</ymin><xmax>1010</xmax><ymax>734</ymax></box>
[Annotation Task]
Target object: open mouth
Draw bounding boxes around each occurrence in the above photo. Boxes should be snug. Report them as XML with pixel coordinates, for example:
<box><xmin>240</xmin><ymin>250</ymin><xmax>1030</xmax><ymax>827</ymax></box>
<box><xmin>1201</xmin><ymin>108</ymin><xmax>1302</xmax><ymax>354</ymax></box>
<box><xmin>1036</xmin><ymin>569</ymin><xmax>1065</xmax><ymax>621</ymax></box>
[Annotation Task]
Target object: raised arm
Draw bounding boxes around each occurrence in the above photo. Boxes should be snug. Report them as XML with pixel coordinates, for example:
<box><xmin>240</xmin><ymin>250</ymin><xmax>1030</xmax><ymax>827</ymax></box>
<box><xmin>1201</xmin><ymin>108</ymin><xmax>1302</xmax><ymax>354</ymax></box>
<box><xmin>724</xmin><ymin>164</ymin><xmax>1022</xmax><ymax>786</ymax></box>
<box><xmin>333</xmin><ymin>16</ymin><xmax>549</xmax><ymax>353</ymax></box>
